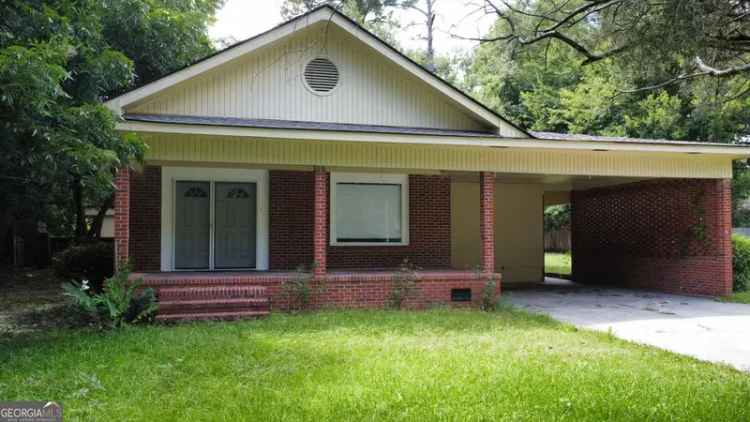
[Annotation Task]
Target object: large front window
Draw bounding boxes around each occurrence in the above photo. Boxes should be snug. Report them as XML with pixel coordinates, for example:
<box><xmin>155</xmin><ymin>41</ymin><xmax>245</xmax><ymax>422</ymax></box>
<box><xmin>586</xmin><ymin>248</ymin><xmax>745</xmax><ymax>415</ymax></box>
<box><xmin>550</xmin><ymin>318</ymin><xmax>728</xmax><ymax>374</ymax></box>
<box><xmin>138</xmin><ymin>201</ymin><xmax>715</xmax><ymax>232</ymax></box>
<box><xmin>330</xmin><ymin>173</ymin><xmax>409</xmax><ymax>245</ymax></box>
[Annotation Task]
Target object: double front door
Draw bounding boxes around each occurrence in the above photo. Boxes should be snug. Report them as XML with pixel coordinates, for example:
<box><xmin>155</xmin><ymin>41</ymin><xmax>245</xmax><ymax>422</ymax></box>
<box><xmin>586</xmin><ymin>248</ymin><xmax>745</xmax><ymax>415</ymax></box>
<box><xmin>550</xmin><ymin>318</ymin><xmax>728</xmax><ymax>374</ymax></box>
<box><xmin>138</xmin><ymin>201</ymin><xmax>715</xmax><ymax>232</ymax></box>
<box><xmin>174</xmin><ymin>181</ymin><xmax>257</xmax><ymax>270</ymax></box>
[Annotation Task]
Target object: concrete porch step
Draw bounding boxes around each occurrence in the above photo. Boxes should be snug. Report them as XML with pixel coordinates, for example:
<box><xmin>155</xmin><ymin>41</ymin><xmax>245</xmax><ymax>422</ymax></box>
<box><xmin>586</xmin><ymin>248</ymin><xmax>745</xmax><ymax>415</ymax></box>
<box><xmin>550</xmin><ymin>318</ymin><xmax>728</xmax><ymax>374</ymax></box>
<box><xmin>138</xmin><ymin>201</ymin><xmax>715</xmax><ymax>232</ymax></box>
<box><xmin>157</xmin><ymin>285</ymin><xmax>267</xmax><ymax>301</ymax></box>
<box><xmin>155</xmin><ymin>310</ymin><xmax>270</xmax><ymax>322</ymax></box>
<box><xmin>158</xmin><ymin>298</ymin><xmax>269</xmax><ymax>315</ymax></box>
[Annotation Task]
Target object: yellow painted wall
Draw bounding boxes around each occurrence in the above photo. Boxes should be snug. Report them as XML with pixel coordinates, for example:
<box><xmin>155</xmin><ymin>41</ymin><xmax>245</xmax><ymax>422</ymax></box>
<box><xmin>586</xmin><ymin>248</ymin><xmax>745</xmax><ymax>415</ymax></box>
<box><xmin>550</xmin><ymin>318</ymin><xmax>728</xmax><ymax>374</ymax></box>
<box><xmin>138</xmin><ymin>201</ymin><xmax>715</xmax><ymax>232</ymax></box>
<box><xmin>450</xmin><ymin>182</ymin><xmax>481</xmax><ymax>272</ymax></box>
<box><xmin>451</xmin><ymin>182</ymin><xmax>544</xmax><ymax>284</ymax></box>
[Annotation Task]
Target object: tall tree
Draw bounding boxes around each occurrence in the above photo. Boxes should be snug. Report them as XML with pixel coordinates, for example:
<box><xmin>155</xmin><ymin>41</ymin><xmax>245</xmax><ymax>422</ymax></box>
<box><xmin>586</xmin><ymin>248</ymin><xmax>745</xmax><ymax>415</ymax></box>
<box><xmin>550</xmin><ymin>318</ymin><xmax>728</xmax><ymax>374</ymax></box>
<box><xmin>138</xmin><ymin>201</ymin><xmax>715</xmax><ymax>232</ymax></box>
<box><xmin>281</xmin><ymin>0</ymin><xmax>406</xmax><ymax>44</ymax></box>
<box><xmin>0</xmin><ymin>0</ymin><xmax>222</xmax><ymax>251</ymax></box>
<box><xmin>404</xmin><ymin>0</ymin><xmax>438</xmax><ymax>71</ymax></box>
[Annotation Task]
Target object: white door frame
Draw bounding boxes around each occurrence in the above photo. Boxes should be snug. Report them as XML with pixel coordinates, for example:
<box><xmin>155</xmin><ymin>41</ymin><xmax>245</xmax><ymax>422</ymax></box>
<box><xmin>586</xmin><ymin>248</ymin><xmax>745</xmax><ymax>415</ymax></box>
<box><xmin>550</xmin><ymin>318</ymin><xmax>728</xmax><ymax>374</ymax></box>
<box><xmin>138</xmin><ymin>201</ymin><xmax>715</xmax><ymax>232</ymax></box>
<box><xmin>161</xmin><ymin>166</ymin><xmax>269</xmax><ymax>271</ymax></box>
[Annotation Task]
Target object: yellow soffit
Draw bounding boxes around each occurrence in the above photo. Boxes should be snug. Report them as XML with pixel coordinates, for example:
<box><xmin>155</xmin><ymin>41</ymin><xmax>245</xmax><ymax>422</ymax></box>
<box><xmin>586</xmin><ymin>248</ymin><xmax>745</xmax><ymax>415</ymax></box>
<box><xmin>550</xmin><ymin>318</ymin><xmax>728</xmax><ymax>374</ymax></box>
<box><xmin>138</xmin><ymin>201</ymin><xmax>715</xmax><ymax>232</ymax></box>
<box><xmin>136</xmin><ymin>132</ymin><xmax>734</xmax><ymax>179</ymax></box>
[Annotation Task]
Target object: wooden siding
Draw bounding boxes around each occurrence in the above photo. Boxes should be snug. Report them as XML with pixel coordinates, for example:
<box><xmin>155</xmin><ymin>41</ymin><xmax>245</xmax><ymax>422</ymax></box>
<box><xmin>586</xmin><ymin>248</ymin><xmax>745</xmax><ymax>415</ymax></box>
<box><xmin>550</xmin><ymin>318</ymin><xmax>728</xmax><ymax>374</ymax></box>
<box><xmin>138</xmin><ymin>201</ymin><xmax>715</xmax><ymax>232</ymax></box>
<box><xmin>129</xmin><ymin>23</ymin><xmax>495</xmax><ymax>133</ymax></box>
<box><xmin>141</xmin><ymin>134</ymin><xmax>733</xmax><ymax>179</ymax></box>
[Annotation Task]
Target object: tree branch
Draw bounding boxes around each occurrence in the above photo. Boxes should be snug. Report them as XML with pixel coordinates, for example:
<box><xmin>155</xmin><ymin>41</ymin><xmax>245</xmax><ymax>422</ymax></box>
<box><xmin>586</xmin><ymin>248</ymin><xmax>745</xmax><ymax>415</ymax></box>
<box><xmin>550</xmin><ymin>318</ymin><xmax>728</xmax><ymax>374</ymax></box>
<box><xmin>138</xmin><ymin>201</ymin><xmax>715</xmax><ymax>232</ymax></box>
<box><xmin>619</xmin><ymin>57</ymin><xmax>750</xmax><ymax>94</ymax></box>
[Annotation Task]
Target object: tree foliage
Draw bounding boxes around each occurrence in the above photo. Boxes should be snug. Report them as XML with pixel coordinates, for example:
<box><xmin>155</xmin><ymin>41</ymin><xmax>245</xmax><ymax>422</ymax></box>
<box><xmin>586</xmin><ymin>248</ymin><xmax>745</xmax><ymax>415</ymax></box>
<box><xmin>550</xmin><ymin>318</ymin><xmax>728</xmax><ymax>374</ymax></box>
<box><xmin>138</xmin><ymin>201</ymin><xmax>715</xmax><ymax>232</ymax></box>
<box><xmin>475</xmin><ymin>0</ymin><xmax>750</xmax><ymax>90</ymax></box>
<box><xmin>466</xmin><ymin>0</ymin><xmax>750</xmax><ymax>222</ymax></box>
<box><xmin>0</xmin><ymin>0</ymin><xmax>222</xmax><ymax>242</ymax></box>
<box><xmin>281</xmin><ymin>0</ymin><xmax>409</xmax><ymax>44</ymax></box>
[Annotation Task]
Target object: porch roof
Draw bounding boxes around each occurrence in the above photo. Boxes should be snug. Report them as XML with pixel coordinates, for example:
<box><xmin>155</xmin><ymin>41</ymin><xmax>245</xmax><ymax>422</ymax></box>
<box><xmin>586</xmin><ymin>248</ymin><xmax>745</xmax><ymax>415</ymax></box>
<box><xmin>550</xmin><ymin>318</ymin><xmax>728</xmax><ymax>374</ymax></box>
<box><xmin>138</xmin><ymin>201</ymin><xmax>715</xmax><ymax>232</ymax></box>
<box><xmin>123</xmin><ymin>113</ymin><xmax>496</xmax><ymax>138</ymax></box>
<box><xmin>123</xmin><ymin>113</ymin><xmax>750</xmax><ymax>154</ymax></box>
<box><xmin>119</xmin><ymin>115</ymin><xmax>750</xmax><ymax>160</ymax></box>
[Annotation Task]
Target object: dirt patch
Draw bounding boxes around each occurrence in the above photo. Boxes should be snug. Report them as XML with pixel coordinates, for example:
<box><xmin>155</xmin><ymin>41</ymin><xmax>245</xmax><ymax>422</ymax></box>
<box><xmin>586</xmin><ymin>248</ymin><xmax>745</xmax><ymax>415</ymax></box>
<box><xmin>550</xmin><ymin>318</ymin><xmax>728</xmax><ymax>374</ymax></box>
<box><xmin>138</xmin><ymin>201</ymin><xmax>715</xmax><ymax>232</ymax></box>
<box><xmin>0</xmin><ymin>267</ymin><xmax>72</xmax><ymax>335</ymax></box>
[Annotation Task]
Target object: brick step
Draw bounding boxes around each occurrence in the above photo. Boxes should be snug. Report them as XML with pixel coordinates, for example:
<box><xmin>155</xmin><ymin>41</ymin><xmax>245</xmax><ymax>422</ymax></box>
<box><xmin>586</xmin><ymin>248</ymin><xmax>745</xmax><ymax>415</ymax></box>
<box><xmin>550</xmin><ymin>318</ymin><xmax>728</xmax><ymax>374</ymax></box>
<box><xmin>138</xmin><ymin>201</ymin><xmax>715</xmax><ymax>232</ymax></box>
<box><xmin>157</xmin><ymin>285</ymin><xmax>267</xmax><ymax>301</ymax></box>
<box><xmin>155</xmin><ymin>310</ymin><xmax>270</xmax><ymax>323</ymax></box>
<box><xmin>140</xmin><ymin>275</ymin><xmax>290</xmax><ymax>289</ymax></box>
<box><xmin>158</xmin><ymin>298</ymin><xmax>269</xmax><ymax>315</ymax></box>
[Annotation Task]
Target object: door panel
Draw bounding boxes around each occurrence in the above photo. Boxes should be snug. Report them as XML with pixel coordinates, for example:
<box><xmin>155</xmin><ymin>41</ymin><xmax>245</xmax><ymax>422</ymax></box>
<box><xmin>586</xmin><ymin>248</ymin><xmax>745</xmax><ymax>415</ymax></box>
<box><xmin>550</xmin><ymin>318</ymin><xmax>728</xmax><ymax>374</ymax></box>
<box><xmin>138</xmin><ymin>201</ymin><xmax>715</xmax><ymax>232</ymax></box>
<box><xmin>174</xmin><ymin>181</ymin><xmax>210</xmax><ymax>269</ymax></box>
<box><xmin>214</xmin><ymin>182</ymin><xmax>257</xmax><ymax>269</ymax></box>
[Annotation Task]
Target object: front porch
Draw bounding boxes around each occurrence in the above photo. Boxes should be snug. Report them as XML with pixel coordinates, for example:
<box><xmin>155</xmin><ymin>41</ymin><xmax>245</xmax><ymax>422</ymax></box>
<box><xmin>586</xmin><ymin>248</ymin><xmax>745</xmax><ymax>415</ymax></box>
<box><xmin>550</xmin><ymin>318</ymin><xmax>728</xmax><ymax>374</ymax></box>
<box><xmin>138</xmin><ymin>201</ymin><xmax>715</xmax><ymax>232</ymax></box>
<box><xmin>135</xmin><ymin>269</ymin><xmax>498</xmax><ymax>321</ymax></box>
<box><xmin>111</xmin><ymin>126</ymin><xmax>740</xmax><ymax>320</ymax></box>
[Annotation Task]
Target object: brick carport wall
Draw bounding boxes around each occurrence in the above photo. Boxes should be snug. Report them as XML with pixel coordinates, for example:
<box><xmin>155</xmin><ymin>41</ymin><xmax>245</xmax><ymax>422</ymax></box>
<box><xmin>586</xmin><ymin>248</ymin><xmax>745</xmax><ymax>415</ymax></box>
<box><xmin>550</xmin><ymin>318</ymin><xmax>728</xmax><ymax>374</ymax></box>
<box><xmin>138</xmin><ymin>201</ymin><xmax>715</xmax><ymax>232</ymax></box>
<box><xmin>571</xmin><ymin>179</ymin><xmax>732</xmax><ymax>296</ymax></box>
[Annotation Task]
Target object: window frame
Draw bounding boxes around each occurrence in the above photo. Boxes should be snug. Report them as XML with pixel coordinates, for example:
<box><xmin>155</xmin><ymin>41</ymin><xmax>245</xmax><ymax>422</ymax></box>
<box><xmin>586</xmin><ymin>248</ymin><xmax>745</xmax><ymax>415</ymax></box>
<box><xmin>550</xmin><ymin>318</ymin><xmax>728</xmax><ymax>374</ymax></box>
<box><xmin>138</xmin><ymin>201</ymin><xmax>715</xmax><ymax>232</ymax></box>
<box><xmin>329</xmin><ymin>172</ymin><xmax>409</xmax><ymax>247</ymax></box>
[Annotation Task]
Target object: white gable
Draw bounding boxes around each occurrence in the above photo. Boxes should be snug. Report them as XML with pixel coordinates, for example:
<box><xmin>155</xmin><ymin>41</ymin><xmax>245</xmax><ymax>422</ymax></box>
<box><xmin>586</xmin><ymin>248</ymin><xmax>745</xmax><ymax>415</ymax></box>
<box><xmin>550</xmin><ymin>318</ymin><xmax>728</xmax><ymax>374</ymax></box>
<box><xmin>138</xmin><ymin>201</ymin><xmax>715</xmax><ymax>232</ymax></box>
<box><xmin>114</xmin><ymin>7</ymin><xmax>526</xmax><ymax>137</ymax></box>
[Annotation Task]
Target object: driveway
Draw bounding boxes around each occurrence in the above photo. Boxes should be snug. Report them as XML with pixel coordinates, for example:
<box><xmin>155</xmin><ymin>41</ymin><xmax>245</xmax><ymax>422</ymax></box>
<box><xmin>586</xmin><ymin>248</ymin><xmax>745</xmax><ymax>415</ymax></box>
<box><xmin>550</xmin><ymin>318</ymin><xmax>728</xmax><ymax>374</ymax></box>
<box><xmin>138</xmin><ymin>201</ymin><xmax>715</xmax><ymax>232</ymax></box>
<box><xmin>507</xmin><ymin>281</ymin><xmax>750</xmax><ymax>372</ymax></box>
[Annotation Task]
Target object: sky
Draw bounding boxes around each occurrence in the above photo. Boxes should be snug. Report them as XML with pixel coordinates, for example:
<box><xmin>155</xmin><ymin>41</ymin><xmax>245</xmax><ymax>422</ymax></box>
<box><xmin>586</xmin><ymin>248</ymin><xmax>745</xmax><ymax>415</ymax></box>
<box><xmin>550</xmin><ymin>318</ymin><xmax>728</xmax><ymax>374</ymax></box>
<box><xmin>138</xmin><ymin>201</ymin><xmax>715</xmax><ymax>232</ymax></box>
<box><xmin>209</xmin><ymin>0</ymin><xmax>496</xmax><ymax>54</ymax></box>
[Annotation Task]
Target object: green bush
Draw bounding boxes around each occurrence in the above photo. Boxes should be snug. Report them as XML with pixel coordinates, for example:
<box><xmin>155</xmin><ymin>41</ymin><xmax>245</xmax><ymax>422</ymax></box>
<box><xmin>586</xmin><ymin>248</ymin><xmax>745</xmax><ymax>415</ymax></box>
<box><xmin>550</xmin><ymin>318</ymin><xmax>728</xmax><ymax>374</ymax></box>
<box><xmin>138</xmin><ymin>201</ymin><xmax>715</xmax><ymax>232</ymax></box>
<box><xmin>389</xmin><ymin>259</ymin><xmax>419</xmax><ymax>309</ymax></box>
<box><xmin>732</xmin><ymin>234</ymin><xmax>750</xmax><ymax>292</ymax></box>
<box><xmin>53</xmin><ymin>242</ymin><xmax>114</xmax><ymax>292</ymax></box>
<box><xmin>63</xmin><ymin>267</ymin><xmax>158</xmax><ymax>328</ymax></box>
<box><xmin>281</xmin><ymin>263</ymin><xmax>324</xmax><ymax>311</ymax></box>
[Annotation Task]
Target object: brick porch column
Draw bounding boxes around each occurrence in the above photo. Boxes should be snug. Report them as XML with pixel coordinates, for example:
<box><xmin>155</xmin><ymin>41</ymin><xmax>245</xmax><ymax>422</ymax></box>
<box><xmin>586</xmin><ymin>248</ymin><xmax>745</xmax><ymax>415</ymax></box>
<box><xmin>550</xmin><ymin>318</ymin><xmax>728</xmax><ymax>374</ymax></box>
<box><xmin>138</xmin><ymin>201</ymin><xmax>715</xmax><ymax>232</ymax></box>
<box><xmin>114</xmin><ymin>167</ymin><xmax>130</xmax><ymax>270</ymax></box>
<box><xmin>313</xmin><ymin>167</ymin><xmax>328</xmax><ymax>278</ymax></box>
<box><xmin>480</xmin><ymin>171</ymin><xmax>495</xmax><ymax>274</ymax></box>
<box><xmin>709</xmin><ymin>178</ymin><xmax>733</xmax><ymax>296</ymax></box>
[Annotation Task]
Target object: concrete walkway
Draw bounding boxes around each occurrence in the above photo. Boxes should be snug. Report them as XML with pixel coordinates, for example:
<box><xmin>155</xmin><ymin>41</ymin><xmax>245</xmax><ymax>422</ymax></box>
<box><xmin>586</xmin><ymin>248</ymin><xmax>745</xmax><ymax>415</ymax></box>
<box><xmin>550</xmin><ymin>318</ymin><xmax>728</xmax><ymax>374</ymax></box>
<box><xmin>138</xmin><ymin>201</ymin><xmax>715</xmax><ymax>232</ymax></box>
<box><xmin>507</xmin><ymin>280</ymin><xmax>750</xmax><ymax>372</ymax></box>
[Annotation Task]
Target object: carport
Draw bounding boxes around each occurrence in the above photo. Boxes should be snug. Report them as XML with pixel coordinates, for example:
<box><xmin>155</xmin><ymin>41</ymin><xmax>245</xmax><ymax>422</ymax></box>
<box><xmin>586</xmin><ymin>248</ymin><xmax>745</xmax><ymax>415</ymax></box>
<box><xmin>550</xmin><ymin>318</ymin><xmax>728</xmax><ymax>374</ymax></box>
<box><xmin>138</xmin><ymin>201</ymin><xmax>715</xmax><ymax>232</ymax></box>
<box><xmin>543</xmin><ymin>175</ymin><xmax>733</xmax><ymax>296</ymax></box>
<box><xmin>447</xmin><ymin>130</ymin><xmax>746</xmax><ymax>297</ymax></box>
<box><xmin>536</xmin><ymin>131</ymin><xmax>739</xmax><ymax>297</ymax></box>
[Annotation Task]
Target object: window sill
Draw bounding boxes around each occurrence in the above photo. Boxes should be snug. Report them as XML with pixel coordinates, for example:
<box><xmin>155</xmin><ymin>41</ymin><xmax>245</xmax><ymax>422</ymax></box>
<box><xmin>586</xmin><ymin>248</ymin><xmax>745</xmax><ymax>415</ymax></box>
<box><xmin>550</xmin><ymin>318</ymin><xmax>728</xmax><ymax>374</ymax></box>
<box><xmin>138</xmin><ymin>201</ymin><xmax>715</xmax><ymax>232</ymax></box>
<box><xmin>330</xmin><ymin>242</ymin><xmax>409</xmax><ymax>247</ymax></box>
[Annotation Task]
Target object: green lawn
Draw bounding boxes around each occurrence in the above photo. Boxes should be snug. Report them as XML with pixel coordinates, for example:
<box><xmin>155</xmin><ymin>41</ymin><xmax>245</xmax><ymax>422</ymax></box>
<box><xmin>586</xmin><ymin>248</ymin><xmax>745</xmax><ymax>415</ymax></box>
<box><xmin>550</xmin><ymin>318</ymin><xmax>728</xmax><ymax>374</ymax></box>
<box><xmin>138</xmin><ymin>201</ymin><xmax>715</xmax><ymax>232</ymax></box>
<box><xmin>2</xmin><ymin>310</ymin><xmax>749</xmax><ymax>421</ymax></box>
<box><xmin>721</xmin><ymin>291</ymin><xmax>750</xmax><ymax>304</ymax></box>
<box><xmin>545</xmin><ymin>252</ymin><xmax>572</xmax><ymax>275</ymax></box>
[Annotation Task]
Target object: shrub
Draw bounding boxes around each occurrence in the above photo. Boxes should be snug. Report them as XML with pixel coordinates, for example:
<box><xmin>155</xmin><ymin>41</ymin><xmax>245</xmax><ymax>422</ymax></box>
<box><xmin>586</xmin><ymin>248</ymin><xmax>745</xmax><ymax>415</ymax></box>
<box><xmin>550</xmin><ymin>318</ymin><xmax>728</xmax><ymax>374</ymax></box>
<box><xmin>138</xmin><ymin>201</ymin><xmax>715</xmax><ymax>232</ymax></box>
<box><xmin>480</xmin><ymin>275</ymin><xmax>500</xmax><ymax>311</ymax></box>
<box><xmin>53</xmin><ymin>242</ymin><xmax>114</xmax><ymax>292</ymax></box>
<box><xmin>63</xmin><ymin>267</ymin><xmax>158</xmax><ymax>328</ymax></box>
<box><xmin>389</xmin><ymin>259</ymin><xmax>419</xmax><ymax>309</ymax></box>
<box><xmin>732</xmin><ymin>234</ymin><xmax>750</xmax><ymax>292</ymax></box>
<box><xmin>281</xmin><ymin>263</ymin><xmax>324</xmax><ymax>311</ymax></box>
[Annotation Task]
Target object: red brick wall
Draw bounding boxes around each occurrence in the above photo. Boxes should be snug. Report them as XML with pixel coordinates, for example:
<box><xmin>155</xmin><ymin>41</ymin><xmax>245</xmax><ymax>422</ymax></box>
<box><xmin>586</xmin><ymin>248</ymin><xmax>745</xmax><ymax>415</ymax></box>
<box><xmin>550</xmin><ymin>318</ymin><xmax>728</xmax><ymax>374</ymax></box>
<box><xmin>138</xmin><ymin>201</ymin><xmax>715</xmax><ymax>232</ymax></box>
<box><xmin>571</xmin><ymin>179</ymin><xmax>732</xmax><ymax>296</ymax></box>
<box><xmin>142</xmin><ymin>270</ymin><xmax>498</xmax><ymax>310</ymax></box>
<box><xmin>269</xmin><ymin>171</ymin><xmax>451</xmax><ymax>270</ymax></box>
<box><xmin>114</xmin><ymin>168</ymin><xmax>130</xmax><ymax>268</ymax></box>
<box><xmin>129</xmin><ymin>166</ymin><xmax>161</xmax><ymax>272</ymax></box>
<box><xmin>269</xmin><ymin>171</ymin><xmax>315</xmax><ymax>270</ymax></box>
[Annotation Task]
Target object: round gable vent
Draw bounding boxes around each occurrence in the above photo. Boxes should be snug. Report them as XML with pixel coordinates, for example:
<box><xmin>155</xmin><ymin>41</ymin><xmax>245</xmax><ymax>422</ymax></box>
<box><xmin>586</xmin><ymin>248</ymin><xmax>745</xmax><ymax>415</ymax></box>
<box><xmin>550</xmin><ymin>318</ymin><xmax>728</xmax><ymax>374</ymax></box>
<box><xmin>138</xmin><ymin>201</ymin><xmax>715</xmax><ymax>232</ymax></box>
<box><xmin>303</xmin><ymin>57</ymin><xmax>339</xmax><ymax>94</ymax></box>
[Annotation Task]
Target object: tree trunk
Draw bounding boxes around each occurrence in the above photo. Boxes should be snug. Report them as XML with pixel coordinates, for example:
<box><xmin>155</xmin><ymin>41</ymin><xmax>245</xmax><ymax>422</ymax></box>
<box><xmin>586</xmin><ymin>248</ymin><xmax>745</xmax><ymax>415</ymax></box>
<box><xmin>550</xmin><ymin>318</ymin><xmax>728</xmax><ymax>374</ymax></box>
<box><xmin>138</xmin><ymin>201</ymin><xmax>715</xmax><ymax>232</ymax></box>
<box><xmin>425</xmin><ymin>0</ymin><xmax>435</xmax><ymax>72</ymax></box>
<box><xmin>88</xmin><ymin>194</ymin><xmax>114</xmax><ymax>240</ymax></box>
<box><xmin>72</xmin><ymin>176</ymin><xmax>86</xmax><ymax>241</ymax></box>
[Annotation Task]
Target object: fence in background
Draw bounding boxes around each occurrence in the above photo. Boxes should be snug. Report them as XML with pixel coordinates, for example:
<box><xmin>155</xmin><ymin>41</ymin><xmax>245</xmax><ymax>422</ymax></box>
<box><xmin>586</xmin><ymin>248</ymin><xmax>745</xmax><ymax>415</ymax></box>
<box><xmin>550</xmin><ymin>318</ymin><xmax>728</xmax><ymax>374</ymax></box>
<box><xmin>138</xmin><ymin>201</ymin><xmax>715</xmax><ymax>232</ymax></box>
<box><xmin>545</xmin><ymin>229</ymin><xmax>571</xmax><ymax>252</ymax></box>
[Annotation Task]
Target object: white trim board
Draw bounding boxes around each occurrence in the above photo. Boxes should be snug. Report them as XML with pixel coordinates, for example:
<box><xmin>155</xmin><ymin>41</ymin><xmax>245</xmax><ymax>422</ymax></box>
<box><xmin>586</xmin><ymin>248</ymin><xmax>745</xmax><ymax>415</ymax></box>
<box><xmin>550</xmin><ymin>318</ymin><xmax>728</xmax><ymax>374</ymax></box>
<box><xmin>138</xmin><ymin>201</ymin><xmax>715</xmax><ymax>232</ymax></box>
<box><xmin>160</xmin><ymin>166</ymin><xmax>269</xmax><ymax>271</ymax></box>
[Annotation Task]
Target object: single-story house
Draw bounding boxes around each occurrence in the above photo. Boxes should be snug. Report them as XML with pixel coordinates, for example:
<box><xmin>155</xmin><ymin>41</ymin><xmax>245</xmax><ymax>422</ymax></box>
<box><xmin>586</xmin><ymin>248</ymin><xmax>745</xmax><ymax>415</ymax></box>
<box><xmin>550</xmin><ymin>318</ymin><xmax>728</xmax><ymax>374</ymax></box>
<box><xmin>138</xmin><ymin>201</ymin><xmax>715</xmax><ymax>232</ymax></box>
<box><xmin>106</xmin><ymin>5</ymin><xmax>750</xmax><ymax>320</ymax></box>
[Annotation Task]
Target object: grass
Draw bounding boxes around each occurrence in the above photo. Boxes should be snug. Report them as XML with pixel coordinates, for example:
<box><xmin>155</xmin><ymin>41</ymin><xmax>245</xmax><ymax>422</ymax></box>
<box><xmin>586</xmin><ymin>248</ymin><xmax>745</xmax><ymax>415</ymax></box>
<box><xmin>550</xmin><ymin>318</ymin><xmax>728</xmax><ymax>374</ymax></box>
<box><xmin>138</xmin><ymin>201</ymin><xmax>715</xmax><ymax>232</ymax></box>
<box><xmin>545</xmin><ymin>252</ymin><xmax>572</xmax><ymax>275</ymax></box>
<box><xmin>1</xmin><ymin>309</ymin><xmax>749</xmax><ymax>421</ymax></box>
<box><xmin>720</xmin><ymin>291</ymin><xmax>750</xmax><ymax>304</ymax></box>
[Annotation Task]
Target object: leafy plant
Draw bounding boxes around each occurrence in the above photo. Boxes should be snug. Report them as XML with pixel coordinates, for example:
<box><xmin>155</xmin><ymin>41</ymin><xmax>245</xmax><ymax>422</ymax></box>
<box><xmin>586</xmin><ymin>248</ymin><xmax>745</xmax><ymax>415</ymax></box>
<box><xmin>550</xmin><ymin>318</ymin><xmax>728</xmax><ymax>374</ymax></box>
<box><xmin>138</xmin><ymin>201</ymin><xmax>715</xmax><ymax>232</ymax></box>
<box><xmin>281</xmin><ymin>263</ymin><xmax>324</xmax><ymax>311</ymax></box>
<box><xmin>389</xmin><ymin>259</ymin><xmax>420</xmax><ymax>309</ymax></box>
<box><xmin>732</xmin><ymin>234</ymin><xmax>750</xmax><ymax>293</ymax></box>
<box><xmin>63</xmin><ymin>266</ymin><xmax>158</xmax><ymax>328</ymax></box>
<box><xmin>474</xmin><ymin>266</ymin><xmax>500</xmax><ymax>311</ymax></box>
<box><xmin>480</xmin><ymin>275</ymin><xmax>500</xmax><ymax>311</ymax></box>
